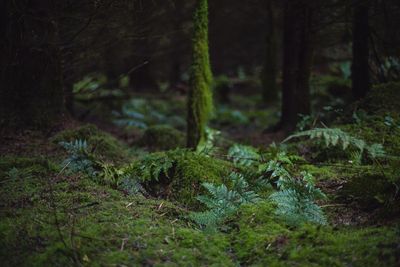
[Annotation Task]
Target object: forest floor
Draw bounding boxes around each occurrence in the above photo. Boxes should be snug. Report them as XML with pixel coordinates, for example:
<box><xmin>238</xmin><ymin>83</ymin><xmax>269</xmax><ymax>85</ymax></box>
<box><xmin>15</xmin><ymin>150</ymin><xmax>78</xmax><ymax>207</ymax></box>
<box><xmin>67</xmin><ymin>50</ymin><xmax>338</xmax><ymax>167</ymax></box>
<box><xmin>1</xmin><ymin>83</ymin><xmax>400</xmax><ymax>266</ymax></box>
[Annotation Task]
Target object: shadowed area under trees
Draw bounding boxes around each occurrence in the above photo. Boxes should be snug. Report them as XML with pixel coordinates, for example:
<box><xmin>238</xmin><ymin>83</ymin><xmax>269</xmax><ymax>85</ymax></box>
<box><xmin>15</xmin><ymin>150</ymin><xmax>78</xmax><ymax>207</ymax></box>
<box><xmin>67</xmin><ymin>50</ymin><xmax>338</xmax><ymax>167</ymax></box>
<box><xmin>1</xmin><ymin>0</ymin><xmax>400</xmax><ymax>266</ymax></box>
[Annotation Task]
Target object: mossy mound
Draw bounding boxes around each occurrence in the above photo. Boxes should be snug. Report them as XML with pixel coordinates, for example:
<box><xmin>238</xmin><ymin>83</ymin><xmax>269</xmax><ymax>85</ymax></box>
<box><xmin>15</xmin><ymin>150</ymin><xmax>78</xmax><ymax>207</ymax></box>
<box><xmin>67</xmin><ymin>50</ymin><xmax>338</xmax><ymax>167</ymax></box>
<box><xmin>127</xmin><ymin>149</ymin><xmax>233</xmax><ymax>207</ymax></box>
<box><xmin>51</xmin><ymin>124</ymin><xmax>130</xmax><ymax>163</ymax></box>
<box><xmin>229</xmin><ymin>201</ymin><xmax>290</xmax><ymax>264</ymax></box>
<box><xmin>0</xmin><ymin>156</ymin><xmax>56</xmax><ymax>210</ymax></box>
<box><xmin>337</xmin><ymin>166</ymin><xmax>400</xmax><ymax>215</ymax></box>
<box><xmin>0</xmin><ymin>162</ymin><xmax>235</xmax><ymax>266</ymax></box>
<box><xmin>361</xmin><ymin>82</ymin><xmax>400</xmax><ymax>114</ymax></box>
<box><xmin>138</xmin><ymin>125</ymin><xmax>185</xmax><ymax>151</ymax></box>
<box><xmin>229</xmin><ymin>202</ymin><xmax>400</xmax><ymax>266</ymax></box>
<box><xmin>340</xmin><ymin>115</ymin><xmax>400</xmax><ymax>156</ymax></box>
<box><xmin>0</xmin><ymin>156</ymin><xmax>54</xmax><ymax>177</ymax></box>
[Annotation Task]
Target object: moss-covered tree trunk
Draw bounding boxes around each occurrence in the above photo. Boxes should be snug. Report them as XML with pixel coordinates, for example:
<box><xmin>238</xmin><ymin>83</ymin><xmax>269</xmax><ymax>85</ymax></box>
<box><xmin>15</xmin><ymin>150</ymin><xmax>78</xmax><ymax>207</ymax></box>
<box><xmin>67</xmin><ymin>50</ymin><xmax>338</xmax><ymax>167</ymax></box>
<box><xmin>261</xmin><ymin>0</ymin><xmax>279</xmax><ymax>104</ymax></box>
<box><xmin>0</xmin><ymin>0</ymin><xmax>64</xmax><ymax>129</ymax></box>
<box><xmin>187</xmin><ymin>0</ymin><xmax>213</xmax><ymax>149</ymax></box>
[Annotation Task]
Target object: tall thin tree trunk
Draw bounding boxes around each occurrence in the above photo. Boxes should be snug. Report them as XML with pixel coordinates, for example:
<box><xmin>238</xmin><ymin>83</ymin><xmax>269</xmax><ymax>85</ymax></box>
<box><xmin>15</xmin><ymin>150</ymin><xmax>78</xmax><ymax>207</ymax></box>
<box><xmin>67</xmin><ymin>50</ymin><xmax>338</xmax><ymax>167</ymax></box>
<box><xmin>169</xmin><ymin>0</ymin><xmax>184</xmax><ymax>88</ymax></box>
<box><xmin>187</xmin><ymin>0</ymin><xmax>213</xmax><ymax>149</ymax></box>
<box><xmin>261</xmin><ymin>0</ymin><xmax>278</xmax><ymax>104</ymax></box>
<box><xmin>129</xmin><ymin>3</ymin><xmax>158</xmax><ymax>92</ymax></box>
<box><xmin>279</xmin><ymin>0</ymin><xmax>313</xmax><ymax>131</ymax></box>
<box><xmin>352</xmin><ymin>0</ymin><xmax>370</xmax><ymax>100</ymax></box>
<box><xmin>0</xmin><ymin>0</ymin><xmax>64</xmax><ymax>129</ymax></box>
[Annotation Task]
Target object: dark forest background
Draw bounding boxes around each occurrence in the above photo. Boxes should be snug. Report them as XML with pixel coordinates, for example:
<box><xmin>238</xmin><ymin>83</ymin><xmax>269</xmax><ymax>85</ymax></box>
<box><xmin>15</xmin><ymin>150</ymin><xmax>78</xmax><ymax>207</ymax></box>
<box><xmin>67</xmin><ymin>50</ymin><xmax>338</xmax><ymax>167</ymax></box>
<box><xmin>1</xmin><ymin>1</ymin><xmax>400</xmax><ymax>266</ymax></box>
<box><xmin>1</xmin><ymin>0</ymin><xmax>399</xmax><ymax>131</ymax></box>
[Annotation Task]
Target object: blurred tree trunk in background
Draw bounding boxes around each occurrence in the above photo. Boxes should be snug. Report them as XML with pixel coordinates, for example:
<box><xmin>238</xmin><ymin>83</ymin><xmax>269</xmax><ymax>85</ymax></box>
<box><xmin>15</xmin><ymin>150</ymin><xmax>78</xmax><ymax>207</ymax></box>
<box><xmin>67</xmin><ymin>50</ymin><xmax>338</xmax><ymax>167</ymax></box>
<box><xmin>129</xmin><ymin>2</ymin><xmax>158</xmax><ymax>92</ymax></box>
<box><xmin>352</xmin><ymin>0</ymin><xmax>370</xmax><ymax>100</ymax></box>
<box><xmin>0</xmin><ymin>0</ymin><xmax>65</xmax><ymax>129</ymax></box>
<box><xmin>187</xmin><ymin>0</ymin><xmax>213</xmax><ymax>149</ymax></box>
<box><xmin>280</xmin><ymin>0</ymin><xmax>313</xmax><ymax>131</ymax></box>
<box><xmin>261</xmin><ymin>0</ymin><xmax>279</xmax><ymax>104</ymax></box>
<box><xmin>169</xmin><ymin>0</ymin><xmax>185</xmax><ymax>88</ymax></box>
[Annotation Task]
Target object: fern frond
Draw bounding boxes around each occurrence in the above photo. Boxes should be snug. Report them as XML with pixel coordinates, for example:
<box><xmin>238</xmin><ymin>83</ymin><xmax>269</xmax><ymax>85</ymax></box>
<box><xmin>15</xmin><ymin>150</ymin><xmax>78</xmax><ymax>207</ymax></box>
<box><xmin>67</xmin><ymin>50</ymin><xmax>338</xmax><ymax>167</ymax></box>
<box><xmin>270</xmin><ymin>189</ymin><xmax>327</xmax><ymax>226</ymax></box>
<box><xmin>228</xmin><ymin>144</ymin><xmax>260</xmax><ymax>167</ymax></box>
<box><xmin>283</xmin><ymin>127</ymin><xmax>385</xmax><ymax>159</ymax></box>
<box><xmin>262</xmin><ymin>159</ymin><xmax>327</xmax><ymax>226</ymax></box>
<box><xmin>229</xmin><ymin>172</ymin><xmax>261</xmax><ymax>204</ymax></box>
<box><xmin>59</xmin><ymin>139</ymin><xmax>96</xmax><ymax>175</ymax></box>
<box><xmin>191</xmin><ymin>172</ymin><xmax>260</xmax><ymax>230</ymax></box>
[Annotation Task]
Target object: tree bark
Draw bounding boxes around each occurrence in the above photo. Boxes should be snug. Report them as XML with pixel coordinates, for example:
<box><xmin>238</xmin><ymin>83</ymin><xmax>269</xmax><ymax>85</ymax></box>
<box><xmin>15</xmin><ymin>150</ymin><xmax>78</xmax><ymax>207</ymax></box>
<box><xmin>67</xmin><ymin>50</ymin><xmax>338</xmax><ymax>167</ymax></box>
<box><xmin>279</xmin><ymin>0</ymin><xmax>313</xmax><ymax>131</ymax></box>
<box><xmin>352</xmin><ymin>0</ymin><xmax>370</xmax><ymax>100</ymax></box>
<box><xmin>261</xmin><ymin>0</ymin><xmax>279</xmax><ymax>104</ymax></box>
<box><xmin>0</xmin><ymin>0</ymin><xmax>64</xmax><ymax>129</ymax></box>
<box><xmin>187</xmin><ymin>0</ymin><xmax>213</xmax><ymax>149</ymax></box>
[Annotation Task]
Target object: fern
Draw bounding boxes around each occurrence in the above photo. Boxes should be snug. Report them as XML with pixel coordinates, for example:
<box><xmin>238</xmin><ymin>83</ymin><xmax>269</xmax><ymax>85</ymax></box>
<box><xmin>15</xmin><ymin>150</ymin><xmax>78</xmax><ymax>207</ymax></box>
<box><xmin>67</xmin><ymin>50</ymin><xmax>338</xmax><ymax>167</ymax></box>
<box><xmin>130</xmin><ymin>152</ymin><xmax>175</xmax><ymax>182</ymax></box>
<box><xmin>119</xmin><ymin>176</ymin><xmax>146</xmax><ymax>195</ymax></box>
<box><xmin>228</xmin><ymin>144</ymin><xmax>260</xmax><ymax>167</ymax></box>
<box><xmin>270</xmin><ymin>189</ymin><xmax>327</xmax><ymax>226</ymax></box>
<box><xmin>261</xmin><ymin>160</ymin><xmax>327</xmax><ymax>225</ymax></box>
<box><xmin>283</xmin><ymin>127</ymin><xmax>385</xmax><ymax>159</ymax></box>
<box><xmin>190</xmin><ymin>172</ymin><xmax>260</xmax><ymax>231</ymax></box>
<box><xmin>197</xmin><ymin>127</ymin><xmax>221</xmax><ymax>156</ymax></box>
<box><xmin>230</xmin><ymin>172</ymin><xmax>261</xmax><ymax>204</ymax></box>
<box><xmin>59</xmin><ymin>139</ymin><xmax>96</xmax><ymax>175</ymax></box>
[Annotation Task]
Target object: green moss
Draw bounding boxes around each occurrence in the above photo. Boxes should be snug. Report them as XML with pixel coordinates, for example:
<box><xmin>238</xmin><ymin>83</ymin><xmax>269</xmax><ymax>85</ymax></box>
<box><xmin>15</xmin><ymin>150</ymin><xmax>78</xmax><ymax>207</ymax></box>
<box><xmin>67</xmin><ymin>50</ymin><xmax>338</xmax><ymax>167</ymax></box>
<box><xmin>229</xmin><ymin>202</ymin><xmax>400</xmax><ymax>266</ymax></box>
<box><xmin>127</xmin><ymin>149</ymin><xmax>232</xmax><ymax>207</ymax></box>
<box><xmin>187</xmin><ymin>0</ymin><xmax>214</xmax><ymax>149</ymax></box>
<box><xmin>0</xmin><ymin>165</ymin><xmax>235</xmax><ymax>266</ymax></box>
<box><xmin>229</xmin><ymin>201</ymin><xmax>290</xmax><ymax>265</ymax></box>
<box><xmin>300</xmin><ymin>164</ymin><xmax>339</xmax><ymax>181</ymax></box>
<box><xmin>338</xmin><ymin>167</ymin><xmax>399</xmax><ymax>214</ymax></box>
<box><xmin>0</xmin><ymin>156</ymin><xmax>54</xmax><ymax>176</ymax></box>
<box><xmin>290</xmin><ymin>225</ymin><xmax>399</xmax><ymax>267</ymax></box>
<box><xmin>51</xmin><ymin>124</ymin><xmax>130</xmax><ymax>163</ymax></box>
<box><xmin>138</xmin><ymin>125</ymin><xmax>185</xmax><ymax>151</ymax></box>
<box><xmin>340</xmin><ymin>115</ymin><xmax>400</xmax><ymax>156</ymax></box>
<box><xmin>361</xmin><ymin>82</ymin><xmax>400</xmax><ymax>114</ymax></box>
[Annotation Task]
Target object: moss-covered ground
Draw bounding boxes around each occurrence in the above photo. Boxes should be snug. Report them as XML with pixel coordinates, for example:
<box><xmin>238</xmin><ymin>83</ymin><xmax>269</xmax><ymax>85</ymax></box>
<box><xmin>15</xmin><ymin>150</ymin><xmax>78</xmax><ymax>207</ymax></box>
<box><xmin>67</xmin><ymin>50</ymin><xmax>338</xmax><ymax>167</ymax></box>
<box><xmin>1</xmin><ymin>83</ymin><xmax>400</xmax><ymax>266</ymax></box>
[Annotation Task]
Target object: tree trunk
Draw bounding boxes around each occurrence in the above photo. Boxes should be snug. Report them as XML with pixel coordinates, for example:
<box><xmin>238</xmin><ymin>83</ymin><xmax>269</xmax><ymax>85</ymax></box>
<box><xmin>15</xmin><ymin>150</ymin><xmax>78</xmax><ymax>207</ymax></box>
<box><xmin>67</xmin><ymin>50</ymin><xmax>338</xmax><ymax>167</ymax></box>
<box><xmin>279</xmin><ymin>0</ymin><xmax>313</xmax><ymax>131</ymax></box>
<box><xmin>129</xmin><ymin>3</ymin><xmax>158</xmax><ymax>92</ymax></box>
<box><xmin>261</xmin><ymin>0</ymin><xmax>279</xmax><ymax>104</ymax></box>
<box><xmin>187</xmin><ymin>0</ymin><xmax>213</xmax><ymax>149</ymax></box>
<box><xmin>352</xmin><ymin>0</ymin><xmax>370</xmax><ymax>100</ymax></box>
<box><xmin>0</xmin><ymin>0</ymin><xmax>64</xmax><ymax>129</ymax></box>
<box><xmin>169</xmin><ymin>0</ymin><xmax>184</xmax><ymax>88</ymax></box>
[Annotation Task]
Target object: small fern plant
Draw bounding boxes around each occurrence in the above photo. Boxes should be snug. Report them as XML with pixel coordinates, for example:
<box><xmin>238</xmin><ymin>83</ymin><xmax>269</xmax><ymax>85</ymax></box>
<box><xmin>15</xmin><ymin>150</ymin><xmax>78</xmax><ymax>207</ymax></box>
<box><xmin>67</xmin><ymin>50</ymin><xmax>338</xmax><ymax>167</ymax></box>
<box><xmin>197</xmin><ymin>127</ymin><xmax>221</xmax><ymax>156</ymax></box>
<box><xmin>228</xmin><ymin>144</ymin><xmax>260</xmax><ymax>167</ymax></box>
<box><xmin>261</xmin><ymin>160</ymin><xmax>327</xmax><ymax>226</ymax></box>
<box><xmin>125</xmin><ymin>151</ymin><xmax>175</xmax><ymax>182</ymax></box>
<box><xmin>283</xmin><ymin>127</ymin><xmax>385</xmax><ymax>160</ymax></box>
<box><xmin>190</xmin><ymin>172</ymin><xmax>260</xmax><ymax>231</ymax></box>
<box><xmin>59</xmin><ymin>139</ymin><xmax>96</xmax><ymax>175</ymax></box>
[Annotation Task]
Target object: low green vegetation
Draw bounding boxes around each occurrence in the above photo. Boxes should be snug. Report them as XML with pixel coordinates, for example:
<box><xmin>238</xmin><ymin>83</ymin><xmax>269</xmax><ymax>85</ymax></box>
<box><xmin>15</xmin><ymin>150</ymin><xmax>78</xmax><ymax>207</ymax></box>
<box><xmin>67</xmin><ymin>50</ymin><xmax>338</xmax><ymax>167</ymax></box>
<box><xmin>1</xmin><ymin>84</ymin><xmax>400</xmax><ymax>266</ymax></box>
<box><xmin>137</xmin><ymin>125</ymin><xmax>186</xmax><ymax>151</ymax></box>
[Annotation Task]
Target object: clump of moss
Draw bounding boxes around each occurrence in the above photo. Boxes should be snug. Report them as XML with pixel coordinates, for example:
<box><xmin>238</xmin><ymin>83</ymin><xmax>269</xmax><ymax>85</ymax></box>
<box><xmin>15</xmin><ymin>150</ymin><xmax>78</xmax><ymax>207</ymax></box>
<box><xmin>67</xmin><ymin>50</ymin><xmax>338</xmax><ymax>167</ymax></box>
<box><xmin>229</xmin><ymin>202</ymin><xmax>400</xmax><ymax>266</ymax></box>
<box><xmin>51</xmin><ymin>124</ymin><xmax>130</xmax><ymax>163</ymax></box>
<box><xmin>0</xmin><ymin>162</ymin><xmax>235</xmax><ymax>266</ymax></box>
<box><xmin>229</xmin><ymin>201</ymin><xmax>289</xmax><ymax>264</ymax></box>
<box><xmin>0</xmin><ymin>156</ymin><xmax>54</xmax><ymax>177</ymax></box>
<box><xmin>361</xmin><ymin>82</ymin><xmax>400</xmax><ymax>114</ymax></box>
<box><xmin>300</xmin><ymin>164</ymin><xmax>340</xmax><ymax>181</ymax></box>
<box><xmin>279</xmin><ymin>224</ymin><xmax>400</xmax><ymax>267</ymax></box>
<box><xmin>127</xmin><ymin>149</ymin><xmax>232</xmax><ymax>207</ymax></box>
<box><xmin>138</xmin><ymin>125</ymin><xmax>185</xmax><ymax>151</ymax></box>
<box><xmin>0</xmin><ymin>156</ymin><xmax>56</xmax><ymax>210</ymax></box>
<box><xmin>338</xmin><ymin>166</ymin><xmax>400</xmax><ymax>215</ymax></box>
<box><xmin>340</xmin><ymin>115</ymin><xmax>400</xmax><ymax>156</ymax></box>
